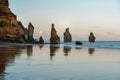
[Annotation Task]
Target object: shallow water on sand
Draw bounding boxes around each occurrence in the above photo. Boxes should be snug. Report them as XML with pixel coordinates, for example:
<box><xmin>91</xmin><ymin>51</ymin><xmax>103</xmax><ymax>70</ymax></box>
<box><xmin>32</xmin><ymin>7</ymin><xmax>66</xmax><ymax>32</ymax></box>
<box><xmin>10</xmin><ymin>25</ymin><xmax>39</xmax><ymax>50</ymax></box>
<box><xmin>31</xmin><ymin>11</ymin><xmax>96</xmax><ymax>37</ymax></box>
<box><xmin>0</xmin><ymin>44</ymin><xmax>120</xmax><ymax>80</ymax></box>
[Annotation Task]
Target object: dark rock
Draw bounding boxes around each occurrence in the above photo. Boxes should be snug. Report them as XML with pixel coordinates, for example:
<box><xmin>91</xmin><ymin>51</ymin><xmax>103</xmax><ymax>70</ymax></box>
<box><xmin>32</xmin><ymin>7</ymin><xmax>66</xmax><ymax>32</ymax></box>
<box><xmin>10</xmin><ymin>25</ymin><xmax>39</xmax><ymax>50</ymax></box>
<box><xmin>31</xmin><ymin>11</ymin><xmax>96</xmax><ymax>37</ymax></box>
<box><xmin>27</xmin><ymin>22</ymin><xmax>34</xmax><ymax>43</ymax></box>
<box><xmin>64</xmin><ymin>28</ymin><xmax>72</xmax><ymax>42</ymax></box>
<box><xmin>50</xmin><ymin>24</ymin><xmax>60</xmax><ymax>44</ymax></box>
<box><xmin>89</xmin><ymin>32</ymin><xmax>96</xmax><ymax>43</ymax></box>
<box><xmin>39</xmin><ymin>36</ymin><xmax>44</xmax><ymax>44</ymax></box>
<box><xmin>75</xmin><ymin>41</ymin><xmax>83</xmax><ymax>45</ymax></box>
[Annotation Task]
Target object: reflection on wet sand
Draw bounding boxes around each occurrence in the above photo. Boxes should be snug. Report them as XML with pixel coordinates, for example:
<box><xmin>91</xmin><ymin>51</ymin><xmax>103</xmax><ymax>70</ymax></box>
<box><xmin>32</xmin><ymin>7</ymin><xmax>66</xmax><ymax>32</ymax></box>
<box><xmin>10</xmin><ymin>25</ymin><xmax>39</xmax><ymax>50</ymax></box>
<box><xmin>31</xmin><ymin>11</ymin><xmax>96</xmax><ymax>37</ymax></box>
<box><xmin>0</xmin><ymin>46</ymin><xmax>25</xmax><ymax>80</ymax></box>
<box><xmin>27</xmin><ymin>46</ymin><xmax>33</xmax><ymax>57</ymax></box>
<box><xmin>39</xmin><ymin>45</ymin><xmax>44</xmax><ymax>50</ymax></box>
<box><xmin>0</xmin><ymin>51</ymin><xmax>5</xmax><ymax>80</ymax></box>
<box><xmin>88</xmin><ymin>48</ymin><xmax>95</xmax><ymax>55</ymax></box>
<box><xmin>63</xmin><ymin>46</ymin><xmax>71</xmax><ymax>56</ymax></box>
<box><xmin>0</xmin><ymin>74</ymin><xmax>4</xmax><ymax>80</ymax></box>
<box><xmin>75</xmin><ymin>47</ymin><xmax>82</xmax><ymax>50</ymax></box>
<box><xmin>50</xmin><ymin>45</ymin><xmax>60</xmax><ymax>61</ymax></box>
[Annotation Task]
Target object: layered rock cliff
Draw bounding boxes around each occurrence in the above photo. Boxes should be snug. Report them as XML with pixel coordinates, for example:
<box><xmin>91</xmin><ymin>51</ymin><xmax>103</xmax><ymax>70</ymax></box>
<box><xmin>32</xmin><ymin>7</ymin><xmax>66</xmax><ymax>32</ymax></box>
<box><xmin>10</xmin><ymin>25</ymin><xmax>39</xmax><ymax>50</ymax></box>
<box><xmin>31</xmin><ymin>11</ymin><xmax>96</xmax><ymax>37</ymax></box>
<box><xmin>0</xmin><ymin>0</ymin><xmax>20</xmax><ymax>42</ymax></box>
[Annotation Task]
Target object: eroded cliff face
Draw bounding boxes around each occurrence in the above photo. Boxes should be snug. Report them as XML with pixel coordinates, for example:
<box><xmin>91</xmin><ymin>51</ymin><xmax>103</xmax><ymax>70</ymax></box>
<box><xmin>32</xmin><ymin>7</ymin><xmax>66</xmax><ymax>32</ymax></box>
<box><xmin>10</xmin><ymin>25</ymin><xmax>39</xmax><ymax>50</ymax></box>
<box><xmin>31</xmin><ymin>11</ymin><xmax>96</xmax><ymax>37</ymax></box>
<box><xmin>0</xmin><ymin>0</ymin><xmax>19</xmax><ymax>42</ymax></box>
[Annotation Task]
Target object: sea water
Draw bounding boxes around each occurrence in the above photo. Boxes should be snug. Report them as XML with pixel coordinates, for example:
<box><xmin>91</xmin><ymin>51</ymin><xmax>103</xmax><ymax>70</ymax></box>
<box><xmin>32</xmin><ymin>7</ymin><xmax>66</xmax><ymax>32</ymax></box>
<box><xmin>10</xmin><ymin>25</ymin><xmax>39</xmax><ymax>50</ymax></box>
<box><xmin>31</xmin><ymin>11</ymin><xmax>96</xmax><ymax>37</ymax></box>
<box><xmin>0</xmin><ymin>41</ymin><xmax>120</xmax><ymax>80</ymax></box>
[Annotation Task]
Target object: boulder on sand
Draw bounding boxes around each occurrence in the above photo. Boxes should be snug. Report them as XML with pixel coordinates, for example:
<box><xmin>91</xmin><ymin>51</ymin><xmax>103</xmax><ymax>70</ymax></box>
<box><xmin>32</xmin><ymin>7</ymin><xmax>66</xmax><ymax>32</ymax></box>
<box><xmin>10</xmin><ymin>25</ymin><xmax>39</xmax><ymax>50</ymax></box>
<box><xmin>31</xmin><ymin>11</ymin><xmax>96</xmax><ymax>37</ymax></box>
<box><xmin>75</xmin><ymin>41</ymin><xmax>83</xmax><ymax>45</ymax></box>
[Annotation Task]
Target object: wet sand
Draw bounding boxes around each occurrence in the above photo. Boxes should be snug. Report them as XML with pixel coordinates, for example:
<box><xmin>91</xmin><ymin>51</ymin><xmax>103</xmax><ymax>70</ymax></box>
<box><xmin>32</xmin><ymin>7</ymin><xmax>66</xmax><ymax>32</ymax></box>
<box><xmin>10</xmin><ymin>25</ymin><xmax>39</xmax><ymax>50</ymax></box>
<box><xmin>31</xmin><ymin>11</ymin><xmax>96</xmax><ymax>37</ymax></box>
<box><xmin>0</xmin><ymin>44</ymin><xmax>120</xmax><ymax>80</ymax></box>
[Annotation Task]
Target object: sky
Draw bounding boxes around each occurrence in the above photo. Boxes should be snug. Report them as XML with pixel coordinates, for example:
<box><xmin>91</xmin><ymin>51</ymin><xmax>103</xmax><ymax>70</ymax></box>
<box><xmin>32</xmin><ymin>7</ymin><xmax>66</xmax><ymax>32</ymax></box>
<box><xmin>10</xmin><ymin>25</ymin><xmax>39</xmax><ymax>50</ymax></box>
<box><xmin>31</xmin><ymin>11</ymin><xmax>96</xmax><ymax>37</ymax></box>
<box><xmin>9</xmin><ymin>0</ymin><xmax>120</xmax><ymax>41</ymax></box>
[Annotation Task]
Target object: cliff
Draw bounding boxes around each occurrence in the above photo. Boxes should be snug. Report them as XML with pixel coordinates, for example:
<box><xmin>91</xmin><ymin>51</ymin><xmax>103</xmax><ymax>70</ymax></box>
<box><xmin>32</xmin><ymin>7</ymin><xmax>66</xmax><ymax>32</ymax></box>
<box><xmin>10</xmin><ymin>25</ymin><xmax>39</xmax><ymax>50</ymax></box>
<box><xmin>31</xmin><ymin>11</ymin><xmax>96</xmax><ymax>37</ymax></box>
<box><xmin>0</xmin><ymin>0</ymin><xmax>20</xmax><ymax>42</ymax></box>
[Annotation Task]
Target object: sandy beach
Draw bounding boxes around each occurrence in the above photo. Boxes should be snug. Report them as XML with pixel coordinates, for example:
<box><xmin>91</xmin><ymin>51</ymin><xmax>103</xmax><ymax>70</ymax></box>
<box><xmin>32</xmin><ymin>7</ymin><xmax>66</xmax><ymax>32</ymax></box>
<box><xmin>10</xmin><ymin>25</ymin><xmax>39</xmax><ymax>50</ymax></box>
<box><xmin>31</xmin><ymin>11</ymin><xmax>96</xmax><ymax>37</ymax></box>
<box><xmin>0</xmin><ymin>43</ymin><xmax>120</xmax><ymax>80</ymax></box>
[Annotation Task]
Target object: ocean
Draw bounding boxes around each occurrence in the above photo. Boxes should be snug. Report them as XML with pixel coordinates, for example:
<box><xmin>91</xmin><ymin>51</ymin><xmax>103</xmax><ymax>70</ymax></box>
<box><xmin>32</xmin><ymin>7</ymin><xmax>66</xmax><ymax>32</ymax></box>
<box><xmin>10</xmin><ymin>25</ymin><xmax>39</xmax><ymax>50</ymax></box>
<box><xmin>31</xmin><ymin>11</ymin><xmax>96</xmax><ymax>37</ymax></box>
<box><xmin>82</xmin><ymin>41</ymin><xmax>120</xmax><ymax>49</ymax></box>
<box><xmin>1</xmin><ymin>41</ymin><xmax>120</xmax><ymax>49</ymax></box>
<box><xmin>0</xmin><ymin>41</ymin><xmax>120</xmax><ymax>80</ymax></box>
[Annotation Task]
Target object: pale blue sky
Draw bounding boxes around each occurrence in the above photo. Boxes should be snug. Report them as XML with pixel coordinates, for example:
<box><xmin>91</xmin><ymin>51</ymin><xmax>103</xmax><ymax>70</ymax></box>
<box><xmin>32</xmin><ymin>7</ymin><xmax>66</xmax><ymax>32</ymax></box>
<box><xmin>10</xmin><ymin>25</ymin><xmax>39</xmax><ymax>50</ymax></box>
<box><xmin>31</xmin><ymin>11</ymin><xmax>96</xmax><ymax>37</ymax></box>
<box><xmin>9</xmin><ymin>0</ymin><xmax>120</xmax><ymax>41</ymax></box>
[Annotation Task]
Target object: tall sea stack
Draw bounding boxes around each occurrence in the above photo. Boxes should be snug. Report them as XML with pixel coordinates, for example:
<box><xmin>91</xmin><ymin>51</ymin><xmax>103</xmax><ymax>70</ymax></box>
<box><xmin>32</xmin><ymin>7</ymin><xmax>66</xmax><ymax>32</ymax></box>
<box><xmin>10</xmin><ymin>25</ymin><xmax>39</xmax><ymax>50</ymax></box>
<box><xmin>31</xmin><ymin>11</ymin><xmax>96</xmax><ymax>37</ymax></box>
<box><xmin>64</xmin><ymin>28</ymin><xmax>72</xmax><ymax>42</ymax></box>
<box><xmin>0</xmin><ymin>0</ymin><xmax>20</xmax><ymax>42</ymax></box>
<box><xmin>28</xmin><ymin>22</ymin><xmax>34</xmax><ymax>43</ymax></box>
<box><xmin>89</xmin><ymin>32</ymin><xmax>96</xmax><ymax>43</ymax></box>
<box><xmin>50</xmin><ymin>24</ymin><xmax>60</xmax><ymax>44</ymax></box>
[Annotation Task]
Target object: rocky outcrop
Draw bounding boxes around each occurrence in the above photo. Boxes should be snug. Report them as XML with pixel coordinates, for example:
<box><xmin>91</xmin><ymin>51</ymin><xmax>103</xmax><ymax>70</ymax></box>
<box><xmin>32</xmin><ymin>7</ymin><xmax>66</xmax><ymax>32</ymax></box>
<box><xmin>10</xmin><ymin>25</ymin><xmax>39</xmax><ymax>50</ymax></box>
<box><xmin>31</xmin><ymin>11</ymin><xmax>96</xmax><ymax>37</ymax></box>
<box><xmin>64</xmin><ymin>28</ymin><xmax>72</xmax><ymax>42</ymax></box>
<box><xmin>28</xmin><ymin>22</ymin><xmax>34</xmax><ymax>43</ymax></box>
<box><xmin>50</xmin><ymin>24</ymin><xmax>60</xmax><ymax>44</ymax></box>
<box><xmin>75</xmin><ymin>41</ymin><xmax>83</xmax><ymax>45</ymax></box>
<box><xmin>39</xmin><ymin>36</ymin><xmax>44</xmax><ymax>44</ymax></box>
<box><xmin>0</xmin><ymin>0</ymin><xmax>20</xmax><ymax>42</ymax></box>
<box><xmin>89</xmin><ymin>32</ymin><xmax>96</xmax><ymax>43</ymax></box>
<box><xmin>18</xmin><ymin>21</ymin><xmax>27</xmax><ymax>42</ymax></box>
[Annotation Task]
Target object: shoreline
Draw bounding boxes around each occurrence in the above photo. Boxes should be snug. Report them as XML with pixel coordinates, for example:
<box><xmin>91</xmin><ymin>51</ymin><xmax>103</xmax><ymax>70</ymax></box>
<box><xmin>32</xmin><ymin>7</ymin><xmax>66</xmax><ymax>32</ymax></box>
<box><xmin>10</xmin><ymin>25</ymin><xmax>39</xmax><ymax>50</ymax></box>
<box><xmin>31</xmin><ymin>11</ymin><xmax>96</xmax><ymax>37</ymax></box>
<box><xmin>0</xmin><ymin>41</ymin><xmax>120</xmax><ymax>50</ymax></box>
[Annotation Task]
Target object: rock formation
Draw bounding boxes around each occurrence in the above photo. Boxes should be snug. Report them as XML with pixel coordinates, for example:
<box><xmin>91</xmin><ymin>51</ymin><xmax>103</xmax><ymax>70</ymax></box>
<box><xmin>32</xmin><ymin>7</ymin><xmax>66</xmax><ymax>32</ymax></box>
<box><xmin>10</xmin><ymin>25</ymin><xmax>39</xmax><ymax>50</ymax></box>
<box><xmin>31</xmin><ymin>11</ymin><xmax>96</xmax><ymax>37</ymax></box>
<box><xmin>0</xmin><ymin>0</ymin><xmax>20</xmax><ymax>42</ymax></box>
<box><xmin>18</xmin><ymin>21</ymin><xmax>28</xmax><ymax>42</ymax></box>
<box><xmin>89</xmin><ymin>32</ymin><xmax>96</xmax><ymax>43</ymax></box>
<box><xmin>75</xmin><ymin>41</ymin><xmax>83</xmax><ymax>45</ymax></box>
<box><xmin>64</xmin><ymin>28</ymin><xmax>72</xmax><ymax>42</ymax></box>
<box><xmin>50</xmin><ymin>24</ymin><xmax>60</xmax><ymax>44</ymax></box>
<box><xmin>39</xmin><ymin>36</ymin><xmax>44</xmax><ymax>44</ymax></box>
<box><xmin>28</xmin><ymin>22</ymin><xmax>34</xmax><ymax>43</ymax></box>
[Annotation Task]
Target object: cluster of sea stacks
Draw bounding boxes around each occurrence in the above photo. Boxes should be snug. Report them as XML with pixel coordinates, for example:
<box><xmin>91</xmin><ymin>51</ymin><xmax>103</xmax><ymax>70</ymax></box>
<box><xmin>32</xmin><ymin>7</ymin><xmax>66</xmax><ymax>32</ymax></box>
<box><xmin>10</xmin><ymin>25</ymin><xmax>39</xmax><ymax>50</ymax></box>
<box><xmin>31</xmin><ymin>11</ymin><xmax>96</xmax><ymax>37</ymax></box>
<box><xmin>50</xmin><ymin>24</ymin><xmax>73</xmax><ymax>44</ymax></box>
<box><xmin>0</xmin><ymin>0</ymin><xmax>96</xmax><ymax>44</ymax></box>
